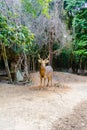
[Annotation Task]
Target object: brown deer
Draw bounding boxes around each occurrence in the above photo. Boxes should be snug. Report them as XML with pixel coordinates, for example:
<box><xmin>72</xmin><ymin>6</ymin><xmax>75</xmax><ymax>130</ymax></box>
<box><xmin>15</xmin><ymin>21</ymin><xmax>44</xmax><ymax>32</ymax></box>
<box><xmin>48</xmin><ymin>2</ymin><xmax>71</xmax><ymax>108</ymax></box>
<box><xmin>38</xmin><ymin>55</ymin><xmax>53</xmax><ymax>87</ymax></box>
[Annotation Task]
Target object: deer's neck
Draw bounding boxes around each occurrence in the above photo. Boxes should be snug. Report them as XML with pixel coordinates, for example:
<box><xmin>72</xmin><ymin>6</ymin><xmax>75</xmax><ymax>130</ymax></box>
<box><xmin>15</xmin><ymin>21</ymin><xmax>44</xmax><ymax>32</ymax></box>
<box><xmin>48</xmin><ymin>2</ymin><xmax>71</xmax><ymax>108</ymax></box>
<box><xmin>40</xmin><ymin>65</ymin><xmax>46</xmax><ymax>77</ymax></box>
<box><xmin>40</xmin><ymin>65</ymin><xmax>46</xmax><ymax>71</ymax></box>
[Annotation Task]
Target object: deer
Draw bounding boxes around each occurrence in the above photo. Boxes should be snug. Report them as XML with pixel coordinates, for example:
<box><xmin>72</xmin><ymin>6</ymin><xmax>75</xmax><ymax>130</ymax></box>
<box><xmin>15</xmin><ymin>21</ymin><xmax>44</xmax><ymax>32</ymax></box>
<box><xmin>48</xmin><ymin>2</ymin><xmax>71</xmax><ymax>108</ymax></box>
<box><xmin>38</xmin><ymin>55</ymin><xmax>53</xmax><ymax>88</ymax></box>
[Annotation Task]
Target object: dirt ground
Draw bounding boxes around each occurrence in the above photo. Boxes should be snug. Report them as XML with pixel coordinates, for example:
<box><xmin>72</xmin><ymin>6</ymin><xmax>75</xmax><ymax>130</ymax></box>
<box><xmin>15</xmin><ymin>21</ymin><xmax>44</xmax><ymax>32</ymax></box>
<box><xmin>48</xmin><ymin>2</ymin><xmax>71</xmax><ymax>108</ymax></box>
<box><xmin>0</xmin><ymin>72</ymin><xmax>87</xmax><ymax>130</ymax></box>
<box><xmin>52</xmin><ymin>101</ymin><xmax>87</xmax><ymax>130</ymax></box>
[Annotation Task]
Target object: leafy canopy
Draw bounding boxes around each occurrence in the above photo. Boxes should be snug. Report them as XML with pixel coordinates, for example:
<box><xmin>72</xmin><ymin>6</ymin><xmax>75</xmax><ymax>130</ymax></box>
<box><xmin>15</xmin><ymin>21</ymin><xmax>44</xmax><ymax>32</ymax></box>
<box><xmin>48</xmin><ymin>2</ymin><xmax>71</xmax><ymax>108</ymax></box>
<box><xmin>0</xmin><ymin>14</ymin><xmax>34</xmax><ymax>53</ymax></box>
<box><xmin>21</xmin><ymin>0</ymin><xmax>52</xmax><ymax>17</ymax></box>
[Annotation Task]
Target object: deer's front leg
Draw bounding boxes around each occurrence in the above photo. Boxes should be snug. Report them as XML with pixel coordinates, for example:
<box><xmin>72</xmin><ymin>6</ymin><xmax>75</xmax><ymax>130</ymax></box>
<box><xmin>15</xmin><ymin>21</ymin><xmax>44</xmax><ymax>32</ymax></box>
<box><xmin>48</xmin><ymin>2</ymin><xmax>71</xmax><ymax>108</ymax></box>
<box><xmin>40</xmin><ymin>76</ymin><xmax>42</xmax><ymax>86</ymax></box>
<box><xmin>39</xmin><ymin>76</ymin><xmax>42</xmax><ymax>90</ymax></box>
<box><xmin>44</xmin><ymin>77</ymin><xmax>46</xmax><ymax>87</ymax></box>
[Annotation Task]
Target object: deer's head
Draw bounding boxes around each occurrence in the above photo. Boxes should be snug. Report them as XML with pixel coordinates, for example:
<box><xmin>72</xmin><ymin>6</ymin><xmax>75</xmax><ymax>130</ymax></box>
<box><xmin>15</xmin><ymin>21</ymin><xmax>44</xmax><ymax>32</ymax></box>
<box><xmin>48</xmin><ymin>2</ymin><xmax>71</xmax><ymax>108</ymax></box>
<box><xmin>38</xmin><ymin>55</ymin><xmax>49</xmax><ymax>67</ymax></box>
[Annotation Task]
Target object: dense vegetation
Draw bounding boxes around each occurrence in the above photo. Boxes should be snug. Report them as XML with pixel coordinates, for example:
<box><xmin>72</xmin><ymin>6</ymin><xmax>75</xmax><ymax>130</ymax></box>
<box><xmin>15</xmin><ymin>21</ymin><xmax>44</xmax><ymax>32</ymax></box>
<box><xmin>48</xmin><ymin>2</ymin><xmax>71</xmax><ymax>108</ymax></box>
<box><xmin>0</xmin><ymin>0</ymin><xmax>87</xmax><ymax>83</ymax></box>
<box><xmin>64</xmin><ymin>0</ymin><xmax>87</xmax><ymax>73</ymax></box>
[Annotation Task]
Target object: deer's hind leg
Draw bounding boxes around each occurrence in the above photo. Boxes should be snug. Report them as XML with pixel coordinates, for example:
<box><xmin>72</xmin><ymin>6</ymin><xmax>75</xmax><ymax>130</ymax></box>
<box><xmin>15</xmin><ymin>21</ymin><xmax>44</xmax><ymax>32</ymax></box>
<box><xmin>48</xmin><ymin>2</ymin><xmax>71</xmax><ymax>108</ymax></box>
<box><xmin>46</xmin><ymin>77</ymin><xmax>49</xmax><ymax>87</ymax></box>
<box><xmin>51</xmin><ymin>76</ymin><xmax>52</xmax><ymax>86</ymax></box>
<box><xmin>48</xmin><ymin>76</ymin><xmax>52</xmax><ymax>87</ymax></box>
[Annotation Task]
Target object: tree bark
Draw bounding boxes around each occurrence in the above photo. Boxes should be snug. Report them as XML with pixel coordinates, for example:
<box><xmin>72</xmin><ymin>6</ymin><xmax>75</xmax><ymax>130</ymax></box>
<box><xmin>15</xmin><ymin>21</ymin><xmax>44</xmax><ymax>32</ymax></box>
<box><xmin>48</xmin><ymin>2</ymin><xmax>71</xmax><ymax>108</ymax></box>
<box><xmin>32</xmin><ymin>56</ymin><xmax>35</xmax><ymax>72</ymax></box>
<box><xmin>49</xmin><ymin>32</ymin><xmax>53</xmax><ymax>66</ymax></box>
<box><xmin>1</xmin><ymin>43</ymin><xmax>12</xmax><ymax>83</ymax></box>
<box><xmin>24</xmin><ymin>52</ymin><xmax>29</xmax><ymax>80</ymax></box>
<box><xmin>27</xmin><ymin>55</ymin><xmax>30</xmax><ymax>72</ymax></box>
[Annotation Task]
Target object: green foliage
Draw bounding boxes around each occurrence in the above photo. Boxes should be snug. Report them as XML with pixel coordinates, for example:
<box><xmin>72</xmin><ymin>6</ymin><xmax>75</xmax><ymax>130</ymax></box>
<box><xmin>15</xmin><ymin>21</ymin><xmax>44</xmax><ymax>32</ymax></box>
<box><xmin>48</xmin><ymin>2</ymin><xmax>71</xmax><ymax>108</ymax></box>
<box><xmin>53</xmin><ymin>46</ymin><xmax>73</xmax><ymax>69</ymax></box>
<box><xmin>27</xmin><ymin>43</ymin><xmax>40</xmax><ymax>56</ymax></box>
<box><xmin>21</xmin><ymin>0</ymin><xmax>52</xmax><ymax>17</ymax></box>
<box><xmin>73</xmin><ymin>9</ymin><xmax>87</xmax><ymax>57</ymax></box>
<box><xmin>64</xmin><ymin>0</ymin><xmax>86</xmax><ymax>29</ymax></box>
<box><xmin>64</xmin><ymin>0</ymin><xmax>87</xmax><ymax>70</ymax></box>
<box><xmin>0</xmin><ymin>14</ymin><xmax>9</xmax><ymax>43</ymax></box>
<box><xmin>64</xmin><ymin>0</ymin><xmax>85</xmax><ymax>13</ymax></box>
<box><xmin>0</xmin><ymin>14</ymin><xmax>34</xmax><ymax>53</ymax></box>
<box><xmin>53</xmin><ymin>42</ymin><xmax>60</xmax><ymax>51</ymax></box>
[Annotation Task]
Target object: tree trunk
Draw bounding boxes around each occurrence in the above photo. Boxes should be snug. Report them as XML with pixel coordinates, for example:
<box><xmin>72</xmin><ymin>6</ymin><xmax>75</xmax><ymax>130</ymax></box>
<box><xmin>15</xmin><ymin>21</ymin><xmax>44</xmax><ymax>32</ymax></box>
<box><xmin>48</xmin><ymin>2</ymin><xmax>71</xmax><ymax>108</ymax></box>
<box><xmin>32</xmin><ymin>56</ymin><xmax>35</xmax><ymax>72</ymax></box>
<box><xmin>49</xmin><ymin>42</ymin><xmax>53</xmax><ymax>66</ymax></box>
<box><xmin>24</xmin><ymin>52</ymin><xmax>29</xmax><ymax>80</ymax></box>
<box><xmin>49</xmin><ymin>32</ymin><xmax>53</xmax><ymax>66</ymax></box>
<box><xmin>1</xmin><ymin>43</ymin><xmax>12</xmax><ymax>83</ymax></box>
<box><xmin>27</xmin><ymin>55</ymin><xmax>30</xmax><ymax>72</ymax></box>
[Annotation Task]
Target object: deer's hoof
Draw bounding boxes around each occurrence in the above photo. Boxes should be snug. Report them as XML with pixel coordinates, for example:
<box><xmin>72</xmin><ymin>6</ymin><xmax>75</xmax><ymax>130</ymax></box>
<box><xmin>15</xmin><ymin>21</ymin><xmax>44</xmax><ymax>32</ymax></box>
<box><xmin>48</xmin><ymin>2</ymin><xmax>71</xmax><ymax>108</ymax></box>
<box><xmin>46</xmin><ymin>84</ymin><xmax>48</xmax><ymax>87</ymax></box>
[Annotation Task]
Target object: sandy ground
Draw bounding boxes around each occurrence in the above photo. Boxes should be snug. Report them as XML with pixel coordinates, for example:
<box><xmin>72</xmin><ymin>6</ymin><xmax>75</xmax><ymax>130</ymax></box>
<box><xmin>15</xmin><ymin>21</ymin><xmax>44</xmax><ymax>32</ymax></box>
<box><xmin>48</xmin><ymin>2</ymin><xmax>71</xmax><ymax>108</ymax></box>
<box><xmin>52</xmin><ymin>101</ymin><xmax>87</xmax><ymax>130</ymax></box>
<box><xmin>0</xmin><ymin>72</ymin><xmax>87</xmax><ymax>130</ymax></box>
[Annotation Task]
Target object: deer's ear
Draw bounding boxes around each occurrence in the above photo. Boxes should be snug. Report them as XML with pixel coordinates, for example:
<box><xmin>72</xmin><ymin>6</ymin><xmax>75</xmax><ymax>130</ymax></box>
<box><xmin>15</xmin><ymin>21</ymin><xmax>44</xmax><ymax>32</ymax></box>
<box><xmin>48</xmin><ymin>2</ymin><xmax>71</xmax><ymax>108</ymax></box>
<box><xmin>38</xmin><ymin>59</ymin><xmax>42</xmax><ymax>63</ymax></box>
<box><xmin>45</xmin><ymin>59</ymin><xmax>49</xmax><ymax>64</ymax></box>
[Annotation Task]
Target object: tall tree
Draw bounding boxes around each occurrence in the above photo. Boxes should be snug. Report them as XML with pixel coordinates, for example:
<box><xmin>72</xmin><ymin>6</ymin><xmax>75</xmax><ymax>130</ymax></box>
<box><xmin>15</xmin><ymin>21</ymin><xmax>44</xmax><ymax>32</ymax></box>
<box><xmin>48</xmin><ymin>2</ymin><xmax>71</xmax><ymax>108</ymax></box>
<box><xmin>64</xmin><ymin>0</ymin><xmax>87</xmax><ymax>73</ymax></box>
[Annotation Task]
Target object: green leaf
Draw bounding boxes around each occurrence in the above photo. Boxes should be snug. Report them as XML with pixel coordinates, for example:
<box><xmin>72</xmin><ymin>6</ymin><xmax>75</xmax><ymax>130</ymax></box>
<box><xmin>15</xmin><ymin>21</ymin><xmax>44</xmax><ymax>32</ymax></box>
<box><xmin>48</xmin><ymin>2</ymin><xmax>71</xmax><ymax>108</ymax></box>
<box><xmin>0</xmin><ymin>34</ymin><xmax>3</xmax><ymax>40</ymax></box>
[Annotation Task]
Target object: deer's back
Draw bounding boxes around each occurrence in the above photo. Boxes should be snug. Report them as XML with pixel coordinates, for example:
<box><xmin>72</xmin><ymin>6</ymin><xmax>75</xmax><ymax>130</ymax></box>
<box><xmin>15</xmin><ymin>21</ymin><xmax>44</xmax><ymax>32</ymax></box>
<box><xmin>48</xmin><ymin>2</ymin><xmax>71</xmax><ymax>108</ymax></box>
<box><xmin>45</xmin><ymin>65</ymin><xmax>53</xmax><ymax>77</ymax></box>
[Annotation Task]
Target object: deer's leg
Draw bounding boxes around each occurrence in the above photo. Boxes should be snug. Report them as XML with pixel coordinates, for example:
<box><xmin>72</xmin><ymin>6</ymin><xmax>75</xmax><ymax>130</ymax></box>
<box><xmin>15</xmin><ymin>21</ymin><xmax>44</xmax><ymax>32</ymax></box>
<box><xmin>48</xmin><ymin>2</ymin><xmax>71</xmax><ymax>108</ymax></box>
<box><xmin>40</xmin><ymin>77</ymin><xmax>42</xmax><ymax>86</ymax></box>
<box><xmin>47</xmin><ymin>78</ymin><xmax>49</xmax><ymax>87</ymax></box>
<box><xmin>44</xmin><ymin>77</ymin><xmax>46</xmax><ymax>87</ymax></box>
<box><xmin>40</xmin><ymin>76</ymin><xmax>42</xmax><ymax>86</ymax></box>
<box><xmin>51</xmin><ymin>76</ymin><xmax>52</xmax><ymax>86</ymax></box>
<box><xmin>39</xmin><ymin>76</ymin><xmax>42</xmax><ymax>90</ymax></box>
<box><xmin>49</xmin><ymin>76</ymin><xmax>52</xmax><ymax>87</ymax></box>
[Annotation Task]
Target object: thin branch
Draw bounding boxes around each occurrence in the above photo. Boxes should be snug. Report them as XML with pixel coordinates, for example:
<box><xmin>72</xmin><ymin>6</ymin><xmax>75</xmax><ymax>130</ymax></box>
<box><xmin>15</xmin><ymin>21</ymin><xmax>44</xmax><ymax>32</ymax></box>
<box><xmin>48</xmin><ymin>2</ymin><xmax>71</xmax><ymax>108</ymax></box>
<box><xmin>3</xmin><ymin>0</ymin><xmax>10</xmax><ymax>11</ymax></box>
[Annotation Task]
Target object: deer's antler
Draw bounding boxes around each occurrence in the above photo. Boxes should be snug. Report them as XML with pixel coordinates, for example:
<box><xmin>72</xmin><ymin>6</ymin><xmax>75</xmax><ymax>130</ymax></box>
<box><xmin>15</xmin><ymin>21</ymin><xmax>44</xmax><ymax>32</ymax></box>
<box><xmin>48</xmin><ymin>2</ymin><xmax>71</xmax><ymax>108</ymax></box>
<box><xmin>38</xmin><ymin>54</ymin><xmax>42</xmax><ymax>60</ymax></box>
<box><xmin>46</xmin><ymin>55</ymin><xmax>49</xmax><ymax>60</ymax></box>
